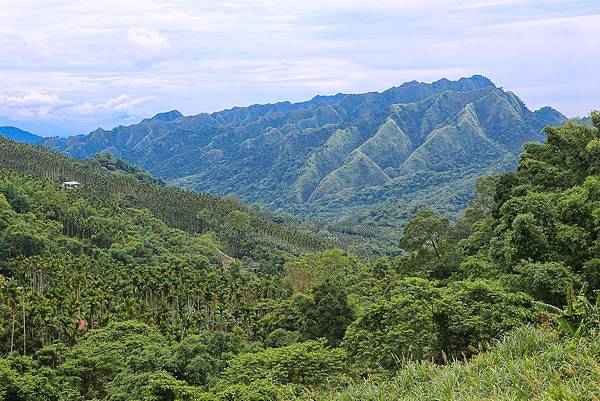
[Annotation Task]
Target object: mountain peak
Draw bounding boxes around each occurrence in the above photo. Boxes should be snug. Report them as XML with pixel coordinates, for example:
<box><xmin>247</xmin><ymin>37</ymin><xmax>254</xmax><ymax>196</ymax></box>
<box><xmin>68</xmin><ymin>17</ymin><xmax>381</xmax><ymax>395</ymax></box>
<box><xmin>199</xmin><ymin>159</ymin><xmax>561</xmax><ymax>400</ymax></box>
<box><xmin>533</xmin><ymin>106</ymin><xmax>567</xmax><ymax>125</ymax></box>
<box><xmin>432</xmin><ymin>75</ymin><xmax>496</xmax><ymax>91</ymax></box>
<box><xmin>461</xmin><ymin>75</ymin><xmax>495</xmax><ymax>87</ymax></box>
<box><xmin>144</xmin><ymin>110</ymin><xmax>183</xmax><ymax>123</ymax></box>
<box><xmin>381</xmin><ymin>75</ymin><xmax>496</xmax><ymax>105</ymax></box>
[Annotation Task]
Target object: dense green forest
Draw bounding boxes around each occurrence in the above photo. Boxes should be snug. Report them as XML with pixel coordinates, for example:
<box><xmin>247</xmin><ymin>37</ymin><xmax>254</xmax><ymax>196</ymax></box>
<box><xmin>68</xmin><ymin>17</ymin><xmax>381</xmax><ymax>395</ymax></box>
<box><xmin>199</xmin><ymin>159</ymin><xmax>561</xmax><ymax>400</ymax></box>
<box><xmin>0</xmin><ymin>137</ymin><xmax>325</xmax><ymax>262</ymax></box>
<box><xmin>1</xmin><ymin>115</ymin><xmax>599</xmax><ymax>400</ymax></box>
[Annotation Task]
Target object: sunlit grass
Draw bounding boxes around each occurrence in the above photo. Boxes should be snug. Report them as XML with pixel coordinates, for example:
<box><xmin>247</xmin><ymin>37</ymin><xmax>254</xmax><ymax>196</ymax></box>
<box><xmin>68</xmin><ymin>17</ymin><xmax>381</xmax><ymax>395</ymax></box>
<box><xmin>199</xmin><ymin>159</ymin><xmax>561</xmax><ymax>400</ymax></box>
<box><xmin>299</xmin><ymin>326</ymin><xmax>600</xmax><ymax>401</ymax></box>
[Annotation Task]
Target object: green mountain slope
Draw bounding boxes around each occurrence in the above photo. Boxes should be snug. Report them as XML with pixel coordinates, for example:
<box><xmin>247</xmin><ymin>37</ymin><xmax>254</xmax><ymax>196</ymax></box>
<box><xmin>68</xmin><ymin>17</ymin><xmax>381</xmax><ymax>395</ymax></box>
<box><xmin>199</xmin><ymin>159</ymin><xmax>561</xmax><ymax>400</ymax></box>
<box><xmin>357</xmin><ymin>117</ymin><xmax>414</xmax><ymax>173</ymax></box>
<box><xmin>310</xmin><ymin>150</ymin><xmax>392</xmax><ymax>201</ymax></box>
<box><xmin>43</xmin><ymin>76</ymin><xmax>566</xmax><ymax>231</ymax></box>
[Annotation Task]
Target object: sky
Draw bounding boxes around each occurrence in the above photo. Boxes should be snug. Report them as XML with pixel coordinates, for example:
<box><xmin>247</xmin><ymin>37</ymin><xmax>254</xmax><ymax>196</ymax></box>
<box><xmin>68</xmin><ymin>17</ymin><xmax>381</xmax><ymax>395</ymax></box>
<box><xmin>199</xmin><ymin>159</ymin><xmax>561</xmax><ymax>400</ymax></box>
<box><xmin>0</xmin><ymin>0</ymin><xmax>598</xmax><ymax>136</ymax></box>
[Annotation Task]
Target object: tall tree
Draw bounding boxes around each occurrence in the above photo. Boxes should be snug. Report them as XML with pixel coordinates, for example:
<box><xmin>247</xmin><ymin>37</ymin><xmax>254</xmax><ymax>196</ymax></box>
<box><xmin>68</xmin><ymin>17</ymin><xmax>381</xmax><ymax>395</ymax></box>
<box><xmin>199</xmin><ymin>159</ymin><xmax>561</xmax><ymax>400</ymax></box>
<box><xmin>399</xmin><ymin>210</ymin><xmax>449</xmax><ymax>258</ymax></box>
<box><xmin>303</xmin><ymin>279</ymin><xmax>354</xmax><ymax>346</ymax></box>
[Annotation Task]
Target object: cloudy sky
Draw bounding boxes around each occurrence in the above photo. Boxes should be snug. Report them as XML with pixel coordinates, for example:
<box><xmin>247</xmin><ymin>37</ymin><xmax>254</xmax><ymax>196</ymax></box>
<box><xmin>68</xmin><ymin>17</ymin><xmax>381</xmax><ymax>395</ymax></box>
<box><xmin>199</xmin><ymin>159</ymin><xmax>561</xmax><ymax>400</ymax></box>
<box><xmin>0</xmin><ymin>0</ymin><xmax>598</xmax><ymax>135</ymax></box>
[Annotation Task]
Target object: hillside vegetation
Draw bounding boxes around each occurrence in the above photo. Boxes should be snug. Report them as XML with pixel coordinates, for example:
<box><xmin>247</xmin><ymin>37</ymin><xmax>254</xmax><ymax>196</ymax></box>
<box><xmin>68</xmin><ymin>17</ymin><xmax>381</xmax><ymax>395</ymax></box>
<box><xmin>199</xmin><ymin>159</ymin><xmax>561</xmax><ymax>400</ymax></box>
<box><xmin>0</xmin><ymin>137</ymin><xmax>325</xmax><ymax>261</ymax></box>
<box><xmin>44</xmin><ymin>77</ymin><xmax>566</xmax><ymax>239</ymax></box>
<box><xmin>0</xmin><ymin>114</ymin><xmax>598</xmax><ymax>400</ymax></box>
<box><xmin>302</xmin><ymin>326</ymin><xmax>600</xmax><ymax>401</ymax></box>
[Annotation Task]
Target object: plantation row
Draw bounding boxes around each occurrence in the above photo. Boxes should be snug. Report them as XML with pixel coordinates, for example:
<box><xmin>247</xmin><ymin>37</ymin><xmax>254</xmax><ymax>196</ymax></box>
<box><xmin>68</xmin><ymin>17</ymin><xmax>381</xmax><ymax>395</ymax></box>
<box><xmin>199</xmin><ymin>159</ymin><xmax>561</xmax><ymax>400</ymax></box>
<box><xmin>0</xmin><ymin>138</ymin><xmax>326</xmax><ymax>258</ymax></box>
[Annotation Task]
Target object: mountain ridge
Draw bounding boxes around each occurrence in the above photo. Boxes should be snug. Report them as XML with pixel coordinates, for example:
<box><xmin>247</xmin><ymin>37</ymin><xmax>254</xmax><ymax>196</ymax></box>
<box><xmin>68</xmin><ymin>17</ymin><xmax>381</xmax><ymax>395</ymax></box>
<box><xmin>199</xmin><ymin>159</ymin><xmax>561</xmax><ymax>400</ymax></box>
<box><xmin>0</xmin><ymin>126</ymin><xmax>44</xmax><ymax>144</ymax></box>
<box><xmin>42</xmin><ymin>76</ymin><xmax>567</xmax><ymax>228</ymax></box>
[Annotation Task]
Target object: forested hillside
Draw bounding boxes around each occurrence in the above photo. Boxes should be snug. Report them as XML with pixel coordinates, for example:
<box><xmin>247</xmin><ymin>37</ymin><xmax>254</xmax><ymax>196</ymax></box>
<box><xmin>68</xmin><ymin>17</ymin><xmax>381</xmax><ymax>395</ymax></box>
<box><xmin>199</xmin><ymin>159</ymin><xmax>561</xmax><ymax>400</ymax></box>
<box><xmin>0</xmin><ymin>138</ymin><xmax>325</xmax><ymax>262</ymax></box>
<box><xmin>44</xmin><ymin>76</ymin><xmax>566</xmax><ymax>232</ymax></box>
<box><xmin>0</xmin><ymin>115</ymin><xmax>598</xmax><ymax>399</ymax></box>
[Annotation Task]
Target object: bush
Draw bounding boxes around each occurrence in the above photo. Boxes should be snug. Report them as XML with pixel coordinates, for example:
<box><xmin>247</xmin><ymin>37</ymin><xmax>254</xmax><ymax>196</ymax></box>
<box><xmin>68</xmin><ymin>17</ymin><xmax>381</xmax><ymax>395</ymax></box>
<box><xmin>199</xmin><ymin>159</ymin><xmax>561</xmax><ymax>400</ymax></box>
<box><xmin>511</xmin><ymin>261</ymin><xmax>582</xmax><ymax>306</ymax></box>
<box><xmin>222</xmin><ymin>340</ymin><xmax>346</xmax><ymax>386</ymax></box>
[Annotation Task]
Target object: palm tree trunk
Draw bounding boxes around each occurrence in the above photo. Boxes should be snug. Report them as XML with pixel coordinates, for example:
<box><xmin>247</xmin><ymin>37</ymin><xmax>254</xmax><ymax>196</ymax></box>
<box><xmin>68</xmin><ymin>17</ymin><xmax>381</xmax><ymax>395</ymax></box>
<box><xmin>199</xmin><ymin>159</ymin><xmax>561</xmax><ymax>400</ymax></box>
<box><xmin>22</xmin><ymin>302</ymin><xmax>26</xmax><ymax>355</ymax></box>
<box><xmin>10</xmin><ymin>309</ymin><xmax>15</xmax><ymax>353</ymax></box>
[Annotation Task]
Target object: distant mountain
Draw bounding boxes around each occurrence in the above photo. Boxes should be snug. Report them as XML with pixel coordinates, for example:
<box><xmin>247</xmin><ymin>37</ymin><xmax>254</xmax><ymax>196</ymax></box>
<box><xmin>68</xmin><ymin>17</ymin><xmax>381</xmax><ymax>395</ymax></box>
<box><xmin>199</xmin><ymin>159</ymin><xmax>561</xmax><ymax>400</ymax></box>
<box><xmin>44</xmin><ymin>76</ymin><xmax>567</xmax><ymax>228</ymax></box>
<box><xmin>141</xmin><ymin>110</ymin><xmax>183</xmax><ymax>124</ymax></box>
<box><xmin>0</xmin><ymin>126</ymin><xmax>43</xmax><ymax>144</ymax></box>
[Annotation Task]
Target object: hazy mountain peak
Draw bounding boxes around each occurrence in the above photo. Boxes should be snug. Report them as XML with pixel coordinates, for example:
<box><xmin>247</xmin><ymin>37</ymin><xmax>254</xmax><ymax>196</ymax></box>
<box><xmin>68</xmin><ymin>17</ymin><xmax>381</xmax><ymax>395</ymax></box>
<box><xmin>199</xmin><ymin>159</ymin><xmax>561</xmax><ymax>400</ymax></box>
<box><xmin>144</xmin><ymin>110</ymin><xmax>183</xmax><ymax>123</ymax></box>
<box><xmin>0</xmin><ymin>126</ymin><xmax>43</xmax><ymax>144</ymax></box>
<box><xmin>533</xmin><ymin>106</ymin><xmax>567</xmax><ymax>124</ymax></box>
<box><xmin>434</xmin><ymin>75</ymin><xmax>496</xmax><ymax>91</ymax></box>
<box><xmin>535</xmin><ymin>105</ymin><xmax>562</xmax><ymax>115</ymax></box>
<box><xmin>402</xmin><ymin>80</ymin><xmax>420</xmax><ymax>86</ymax></box>
<box><xmin>461</xmin><ymin>74</ymin><xmax>495</xmax><ymax>86</ymax></box>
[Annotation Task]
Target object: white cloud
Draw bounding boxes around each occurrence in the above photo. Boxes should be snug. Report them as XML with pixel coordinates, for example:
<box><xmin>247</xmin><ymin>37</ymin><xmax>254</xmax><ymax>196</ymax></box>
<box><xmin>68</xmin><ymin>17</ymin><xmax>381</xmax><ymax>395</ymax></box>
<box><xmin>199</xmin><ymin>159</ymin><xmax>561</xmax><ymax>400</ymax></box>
<box><xmin>0</xmin><ymin>92</ymin><xmax>153</xmax><ymax>121</ymax></box>
<box><xmin>0</xmin><ymin>35</ymin><xmax>52</xmax><ymax>62</ymax></box>
<box><xmin>126</xmin><ymin>28</ymin><xmax>174</xmax><ymax>66</ymax></box>
<box><xmin>453</xmin><ymin>0</ymin><xmax>517</xmax><ymax>10</ymax></box>
<box><xmin>73</xmin><ymin>94</ymin><xmax>154</xmax><ymax>115</ymax></box>
<box><xmin>0</xmin><ymin>0</ymin><xmax>598</xmax><ymax>131</ymax></box>
<box><xmin>0</xmin><ymin>93</ymin><xmax>69</xmax><ymax>119</ymax></box>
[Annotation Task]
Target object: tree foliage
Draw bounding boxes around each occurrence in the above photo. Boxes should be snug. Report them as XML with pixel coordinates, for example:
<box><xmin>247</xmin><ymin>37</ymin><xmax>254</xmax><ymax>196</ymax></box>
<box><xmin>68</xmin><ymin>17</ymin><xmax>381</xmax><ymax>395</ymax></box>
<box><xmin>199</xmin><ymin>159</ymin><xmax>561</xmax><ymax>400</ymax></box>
<box><xmin>0</xmin><ymin>114</ymin><xmax>599</xmax><ymax>399</ymax></box>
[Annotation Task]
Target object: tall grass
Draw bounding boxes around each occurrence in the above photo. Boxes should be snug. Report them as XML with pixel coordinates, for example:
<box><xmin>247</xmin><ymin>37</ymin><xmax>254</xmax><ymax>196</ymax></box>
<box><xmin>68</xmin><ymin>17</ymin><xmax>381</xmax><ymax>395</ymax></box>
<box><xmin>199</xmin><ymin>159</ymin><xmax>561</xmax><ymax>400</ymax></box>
<box><xmin>299</xmin><ymin>326</ymin><xmax>600</xmax><ymax>401</ymax></box>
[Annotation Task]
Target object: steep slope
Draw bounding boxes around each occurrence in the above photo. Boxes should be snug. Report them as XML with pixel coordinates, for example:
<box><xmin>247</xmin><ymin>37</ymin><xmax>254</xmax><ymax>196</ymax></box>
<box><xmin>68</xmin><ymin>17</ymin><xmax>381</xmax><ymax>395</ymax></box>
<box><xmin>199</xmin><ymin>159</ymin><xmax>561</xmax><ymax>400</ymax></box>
<box><xmin>0</xmin><ymin>126</ymin><xmax>43</xmax><ymax>144</ymax></box>
<box><xmin>294</xmin><ymin>127</ymin><xmax>368</xmax><ymax>202</ymax></box>
<box><xmin>400</xmin><ymin>103</ymin><xmax>505</xmax><ymax>174</ymax></box>
<box><xmin>310</xmin><ymin>150</ymin><xmax>392</xmax><ymax>201</ymax></box>
<box><xmin>356</xmin><ymin>118</ymin><xmax>414</xmax><ymax>175</ymax></box>
<box><xmin>43</xmin><ymin>76</ymin><xmax>566</xmax><ymax>228</ymax></box>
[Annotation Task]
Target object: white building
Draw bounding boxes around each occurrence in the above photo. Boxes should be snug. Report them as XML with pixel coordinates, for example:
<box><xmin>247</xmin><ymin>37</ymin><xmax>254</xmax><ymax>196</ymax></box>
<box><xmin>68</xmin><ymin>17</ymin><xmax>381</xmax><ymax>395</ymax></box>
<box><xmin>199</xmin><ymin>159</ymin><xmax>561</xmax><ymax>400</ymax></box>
<box><xmin>61</xmin><ymin>181</ymin><xmax>81</xmax><ymax>189</ymax></box>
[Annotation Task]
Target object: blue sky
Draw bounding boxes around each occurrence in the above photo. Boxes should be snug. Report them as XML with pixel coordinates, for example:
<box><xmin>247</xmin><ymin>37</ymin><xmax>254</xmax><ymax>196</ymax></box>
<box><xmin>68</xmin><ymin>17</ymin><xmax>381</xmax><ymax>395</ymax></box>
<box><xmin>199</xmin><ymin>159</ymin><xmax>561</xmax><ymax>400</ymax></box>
<box><xmin>0</xmin><ymin>0</ymin><xmax>598</xmax><ymax>136</ymax></box>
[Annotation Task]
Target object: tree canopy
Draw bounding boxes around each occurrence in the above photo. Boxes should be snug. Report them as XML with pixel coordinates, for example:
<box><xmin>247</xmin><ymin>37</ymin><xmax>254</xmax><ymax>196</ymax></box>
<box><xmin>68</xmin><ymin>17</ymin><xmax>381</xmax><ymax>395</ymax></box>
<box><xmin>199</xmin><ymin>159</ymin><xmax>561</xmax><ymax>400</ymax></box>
<box><xmin>0</xmin><ymin>114</ymin><xmax>598</xmax><ymax>399</ymax></box>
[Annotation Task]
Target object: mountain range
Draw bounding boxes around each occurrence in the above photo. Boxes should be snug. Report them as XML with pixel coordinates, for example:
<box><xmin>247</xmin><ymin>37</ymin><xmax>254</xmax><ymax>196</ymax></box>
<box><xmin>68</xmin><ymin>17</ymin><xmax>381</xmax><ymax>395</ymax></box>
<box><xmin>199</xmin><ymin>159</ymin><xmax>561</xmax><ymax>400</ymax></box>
<box><xmin>43</xmin><ymin>75</ymin><xmax>567</xmax><ymax>229</ymax></box>
<box><xmin>0</xmin><ymin>126</ymin><xmax>43</xmax><ymax>144</ymax></box>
